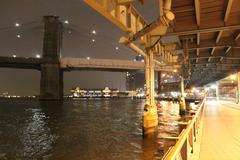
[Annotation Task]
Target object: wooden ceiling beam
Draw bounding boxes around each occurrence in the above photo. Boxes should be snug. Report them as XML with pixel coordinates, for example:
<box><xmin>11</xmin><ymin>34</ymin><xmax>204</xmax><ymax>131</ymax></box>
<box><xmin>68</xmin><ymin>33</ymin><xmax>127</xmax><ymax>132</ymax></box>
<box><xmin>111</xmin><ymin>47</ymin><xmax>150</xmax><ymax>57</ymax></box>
<box><xmin>190</xmin><ymin>56</ymin><xmax>221</xmax><ymax>60</ymax></box>
<box><xmin>224</xmin><ymin>0</ymin><xmax>234</xmax><ymax>22</ymax></box>
<box><xmin>208</xmin><ymin>57</ymin><xmax>211</xmax><ymax>62</ymax></box>
<box><xmin>188</xmin><ymin>44</ymin><xmax>237</xmax><ymax>51</ymax></box>
<box><xmin>190</xmin><ymin>56</ymin><xmax>240</xmax><ymax>60</ymax></box>
<box><xmin>165</xmin><ymin>24</ymin><xmax>240</xmax><ymax>36</ymax></box>
<box><xmin>186</xmin><ymin>37</ymin><xmax>240</xmax><ymax>50</ymax></box>
<box><xmin>194</xmin><ymin>0</ymin><xmax>201</xmax><ymax>26</ymax></box>
<box><xmin>172</xmin><ymin>6</ymin><xmax>194</xmax><ymax>13</ymax></box>
<box><xmin>191</xmin><ymin>62</ymin><xmax>240</xmax><ymax>66</ymax></box>
<box><xmin>196</xmin><ymin>48</ymin><xmax>199</xmax><ymax>56</ymax></box>
<box><xmin>225</xmin><ymin>46</ymin><xmax>232</xmax><ymax>54</ymax></box>
<box><xmin>196</xmin><ymin>48</ymin><xmax>199</xmax><ymax>63</ymax></box>
<box><xmin>197</xmin><ymin>33</ymin><xmax>200</xmax><ymax>45</ymax></box>
<box><xmin>211</xmin><ymin>47</ymin><xmax>216</xmax><ymax>55</ymax></box>
<box><xmin>216</xmin><ymin>31</ymin><xmax>223</xmax><ymax>43</ymax></box>
<box><xmin>235</xmin><ymin>33</ymin><xmax>240</xmax><ymax>41</ymax></box>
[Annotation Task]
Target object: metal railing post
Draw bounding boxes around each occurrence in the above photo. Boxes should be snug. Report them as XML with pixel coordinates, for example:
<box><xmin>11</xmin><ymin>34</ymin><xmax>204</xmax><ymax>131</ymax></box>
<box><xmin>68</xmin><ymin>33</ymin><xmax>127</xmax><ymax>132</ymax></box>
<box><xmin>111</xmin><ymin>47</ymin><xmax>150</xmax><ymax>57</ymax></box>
<box><xmin>162</xmin><ymin>98</ymin><xmax>206</xmax><ymax>160</ymax></box>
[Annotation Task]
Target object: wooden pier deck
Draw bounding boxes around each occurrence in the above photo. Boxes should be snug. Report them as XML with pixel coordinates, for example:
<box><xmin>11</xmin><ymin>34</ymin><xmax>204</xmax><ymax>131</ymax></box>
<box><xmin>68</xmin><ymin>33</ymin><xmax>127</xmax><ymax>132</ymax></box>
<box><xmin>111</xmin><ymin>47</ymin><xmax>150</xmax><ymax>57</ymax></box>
<box><xmin>199</xmin><ymin>100</ymin><xmax>240</xmax><ymax>160</ymax></box>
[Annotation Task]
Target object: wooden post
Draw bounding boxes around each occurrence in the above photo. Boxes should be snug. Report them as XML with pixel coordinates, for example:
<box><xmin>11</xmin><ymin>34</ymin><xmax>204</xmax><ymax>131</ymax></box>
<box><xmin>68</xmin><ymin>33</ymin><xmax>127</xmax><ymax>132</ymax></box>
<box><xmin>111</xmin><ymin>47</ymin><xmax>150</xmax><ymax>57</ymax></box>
<box><xmin>179</xmin><ymin>76</ymin><xmax>186</xmax><ymax>115</ymax></box>
<box><xmin>179</xmin><ymin>39</ymin><xmax>188</xmax><ymax>115</ymax></box>
<box><xmin>157</xmin><ymin>71</ymin><xmax>161</xmax><ymax>94</ymax></box>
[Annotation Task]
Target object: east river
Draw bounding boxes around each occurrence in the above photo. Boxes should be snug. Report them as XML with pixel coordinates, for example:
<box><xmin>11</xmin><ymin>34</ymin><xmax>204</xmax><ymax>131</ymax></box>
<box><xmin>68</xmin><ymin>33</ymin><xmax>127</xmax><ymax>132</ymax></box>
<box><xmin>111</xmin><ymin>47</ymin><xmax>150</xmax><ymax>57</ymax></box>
<box><xmin>0</xmin><ymin>98</ymin><xmax>197</xmax><ymax>160</ymax></box>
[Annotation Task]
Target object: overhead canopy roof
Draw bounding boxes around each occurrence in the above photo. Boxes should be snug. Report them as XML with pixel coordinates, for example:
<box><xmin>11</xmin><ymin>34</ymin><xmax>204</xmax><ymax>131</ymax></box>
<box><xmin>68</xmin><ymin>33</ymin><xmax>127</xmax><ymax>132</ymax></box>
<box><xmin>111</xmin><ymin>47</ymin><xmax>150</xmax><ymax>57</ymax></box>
<box><xmin>163</xmin><ymin>0</ymin><xmax>240</xmax><ymax>87</ymax></box>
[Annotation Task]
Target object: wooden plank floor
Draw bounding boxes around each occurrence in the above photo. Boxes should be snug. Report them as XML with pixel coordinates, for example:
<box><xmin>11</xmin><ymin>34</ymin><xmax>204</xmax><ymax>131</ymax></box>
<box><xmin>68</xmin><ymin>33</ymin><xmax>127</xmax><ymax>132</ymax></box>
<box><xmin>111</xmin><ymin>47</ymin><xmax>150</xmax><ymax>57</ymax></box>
<box><xmin>199</xmin><ymin>100</ymin><xmax>240</xmax><ymax>160</ymax></box>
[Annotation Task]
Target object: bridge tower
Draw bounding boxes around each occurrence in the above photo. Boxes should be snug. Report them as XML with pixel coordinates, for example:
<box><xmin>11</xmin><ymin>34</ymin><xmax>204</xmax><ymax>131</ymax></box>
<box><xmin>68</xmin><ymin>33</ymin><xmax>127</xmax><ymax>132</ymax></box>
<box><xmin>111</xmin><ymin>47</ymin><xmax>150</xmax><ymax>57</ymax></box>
<box><xmin>40</xmin><ymin>16</ymin><xmax>63</xmax><ymax>100</ymax></box>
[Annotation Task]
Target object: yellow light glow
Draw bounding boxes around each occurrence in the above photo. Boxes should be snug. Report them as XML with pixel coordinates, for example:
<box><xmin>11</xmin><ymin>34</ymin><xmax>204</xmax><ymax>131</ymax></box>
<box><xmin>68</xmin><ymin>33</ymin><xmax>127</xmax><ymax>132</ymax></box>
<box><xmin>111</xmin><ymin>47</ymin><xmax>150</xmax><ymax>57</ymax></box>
<box><xmin>230</xmin><ymin>74</ymin><xmax>236</xmax><ymax>80</ymax></box>
<box><xmin>162</xmin><ymin>73</ymin><xmax>166</xmax><ymax>77</ymax></box>
<box><xmin>191</xmin><ymin>87</ymin><xmax>196</xmax><ymax>92</ymax></box>
<box><xmin>173</xmin><ymin>69</ymin><xmax>177</xmax><ymax>73</ymax></box>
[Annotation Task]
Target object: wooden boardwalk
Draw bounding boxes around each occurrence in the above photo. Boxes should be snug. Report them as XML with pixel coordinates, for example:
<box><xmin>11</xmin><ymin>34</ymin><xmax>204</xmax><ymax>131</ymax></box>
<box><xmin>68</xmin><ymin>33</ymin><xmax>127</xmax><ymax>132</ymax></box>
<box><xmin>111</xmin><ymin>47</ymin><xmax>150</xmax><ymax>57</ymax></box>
<box><xmin>199</xmin><ymin>100</ymin><xmax>240</xmax><ymax>160</ymax></box>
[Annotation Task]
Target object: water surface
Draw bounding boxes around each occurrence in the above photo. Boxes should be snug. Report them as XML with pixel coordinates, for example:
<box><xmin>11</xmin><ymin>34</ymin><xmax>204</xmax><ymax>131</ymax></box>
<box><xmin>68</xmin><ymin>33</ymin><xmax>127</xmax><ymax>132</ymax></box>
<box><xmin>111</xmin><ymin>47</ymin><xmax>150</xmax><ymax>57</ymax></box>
<box><xmin>0</xmin><ymin>98</ymin><xmax>195</xmax><ymax>160</ymax></box>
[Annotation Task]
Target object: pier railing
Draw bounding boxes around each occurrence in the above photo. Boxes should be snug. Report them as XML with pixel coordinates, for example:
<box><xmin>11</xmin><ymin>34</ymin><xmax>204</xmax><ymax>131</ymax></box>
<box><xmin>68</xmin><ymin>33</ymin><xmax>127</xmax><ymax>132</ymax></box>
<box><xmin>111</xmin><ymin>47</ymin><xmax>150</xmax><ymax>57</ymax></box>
<box><xmin>162</xmin><ymin>97</ymin><xmax>206</xmax><ymax>160</ymax></box>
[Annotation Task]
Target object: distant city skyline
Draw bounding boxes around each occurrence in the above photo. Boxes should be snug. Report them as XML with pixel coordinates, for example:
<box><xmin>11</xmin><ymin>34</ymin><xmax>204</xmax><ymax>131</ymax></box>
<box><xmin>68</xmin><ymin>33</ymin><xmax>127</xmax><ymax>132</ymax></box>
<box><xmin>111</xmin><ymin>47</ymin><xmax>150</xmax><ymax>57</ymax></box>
<box><xmin>0</xmin><ymin>69</ymin><xmax>126</xmax><ymax>95</ymax></box>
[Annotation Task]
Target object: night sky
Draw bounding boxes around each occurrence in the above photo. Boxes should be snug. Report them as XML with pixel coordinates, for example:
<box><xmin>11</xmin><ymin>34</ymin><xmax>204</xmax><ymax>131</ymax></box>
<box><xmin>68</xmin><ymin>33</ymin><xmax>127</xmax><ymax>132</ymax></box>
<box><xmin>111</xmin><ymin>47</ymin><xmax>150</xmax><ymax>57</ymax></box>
<box><xmin>0</xmin><ymin>0</ymin><xmax>158</xmax><ymax>95</ymax></box>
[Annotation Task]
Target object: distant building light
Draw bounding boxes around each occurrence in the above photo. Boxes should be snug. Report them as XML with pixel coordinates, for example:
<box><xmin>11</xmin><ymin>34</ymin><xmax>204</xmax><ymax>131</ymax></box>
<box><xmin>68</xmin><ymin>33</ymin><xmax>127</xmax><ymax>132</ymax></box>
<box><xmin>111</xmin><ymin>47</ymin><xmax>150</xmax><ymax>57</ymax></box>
<box><xmin>115</xmin><ymin>46</ymin><xmax>119</xmax><ymax>50</ymax></box>
<box><xmin>92</xmin><ymin>39</ymin><xmax>95</xmax><ymax>42</ymax></box>
<box><xmin>15</xmin><ymin>23</ymin><xmax>20</xmax><ymax>27</ymax></box>
<box><xmin>36</xmin><ymin>54</ymin><xmax>41</xmax><ymax>58</ymax></box>
<box><xmin>133</xmin><ymin>59</ymin><xmax>136</xmax><ymax>61</ymax></box>
<box><xmin>162</xmin><ymin>73</ymin><xmax>166</xmax><ymax>77</ymax></box>
<box><xmin>12</xmin><ymin>55</ymin><xmax>17</xmax><ymax>58</ymax></box>
<box><xmin>210</xmin><ymin>84</ymin><xmax>217</xmax><ymax>89</ymax></box>
<box><xmin>141</xmin><ymin>59</ymin><xmax>144</xmax><ymax>62</ymax></box>
<box><xmin>191</xmin><ymin>87</ymin><xmax>196</xmax><ymax>92</ymax></box>
<box><xmin>173</xmin><ymin>69</ymin><xmax>177</xmax><ymax>73</ymax></box>
<box><xmin>92</xmin><ymin>30</ymin><xmax>96</xmax><ymax>34</ymax></box>
<box><xmin>164</xmin><ymin>79</ymin><xmax>168</xmax><ymax>83</ymax></box>
<box><xmin>86</xmin><ymin>57</ymin><xmax>90</xmax><ymax>60</ymax></box>
<box><xmin>64</xmin><ymin>20</ymin><xmax>69</xmax><ymax>24</ymax></box>
<box><xmin>17</xmin><ymin>34</ymin><xmax>21</xmax><ymax>38</ymax></box>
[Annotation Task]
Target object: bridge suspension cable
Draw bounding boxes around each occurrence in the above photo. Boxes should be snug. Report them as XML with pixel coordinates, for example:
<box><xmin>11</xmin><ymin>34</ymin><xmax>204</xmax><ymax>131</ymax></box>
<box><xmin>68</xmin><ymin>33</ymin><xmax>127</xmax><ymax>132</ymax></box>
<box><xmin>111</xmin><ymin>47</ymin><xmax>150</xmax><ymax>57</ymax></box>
<box><xmin>0</xmin><ymin>19</ymin><xmax>43</xmax><ymax>33</ymax></box>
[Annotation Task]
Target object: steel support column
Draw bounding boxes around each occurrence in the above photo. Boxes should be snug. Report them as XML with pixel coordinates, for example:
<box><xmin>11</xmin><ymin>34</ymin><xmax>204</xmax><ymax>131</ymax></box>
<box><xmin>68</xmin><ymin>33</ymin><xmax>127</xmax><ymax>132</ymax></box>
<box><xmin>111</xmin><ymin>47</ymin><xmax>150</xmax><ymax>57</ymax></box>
<box><xmin>143</xmin><ymin>50</ymin><xmax>158</xmax><ymax>136</ymax></box>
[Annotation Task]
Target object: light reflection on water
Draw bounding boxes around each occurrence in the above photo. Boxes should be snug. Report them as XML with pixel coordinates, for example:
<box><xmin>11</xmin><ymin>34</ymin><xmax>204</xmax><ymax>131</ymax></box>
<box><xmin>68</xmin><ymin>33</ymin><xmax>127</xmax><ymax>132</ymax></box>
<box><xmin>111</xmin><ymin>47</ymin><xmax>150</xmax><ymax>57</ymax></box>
<box><xmin>0</xmin><ymin>98</ymin><xmax>197</xmax><ymax>160</ymax></box>
<box><xmin>20</xmin><ymin>108</ymin><xmax>54</xmax><ymax>159</ymax></box>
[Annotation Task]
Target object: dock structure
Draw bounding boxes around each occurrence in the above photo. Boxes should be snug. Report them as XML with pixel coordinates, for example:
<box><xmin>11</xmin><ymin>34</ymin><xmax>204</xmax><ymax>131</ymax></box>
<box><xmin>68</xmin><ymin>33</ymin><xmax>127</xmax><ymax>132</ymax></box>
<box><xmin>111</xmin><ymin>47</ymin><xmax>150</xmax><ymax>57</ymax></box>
<box><xmin>0</xmin><ymin>0</ymin><xmax>240</xmax><ymax>149</ymax></box>
<box><xmin>82</xmin><ymin>0</ymin><xmax>240</xmax><ymax>136</ymax></box>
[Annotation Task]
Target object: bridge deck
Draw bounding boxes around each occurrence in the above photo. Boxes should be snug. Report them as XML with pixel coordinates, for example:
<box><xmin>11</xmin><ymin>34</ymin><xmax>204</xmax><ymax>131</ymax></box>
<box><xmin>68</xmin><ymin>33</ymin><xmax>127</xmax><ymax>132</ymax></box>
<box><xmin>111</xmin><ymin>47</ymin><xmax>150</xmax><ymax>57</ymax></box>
<box><xmin>199</xmin><ymin>100</ymin><xmax>240</xmax><ymax>160</ymax></box>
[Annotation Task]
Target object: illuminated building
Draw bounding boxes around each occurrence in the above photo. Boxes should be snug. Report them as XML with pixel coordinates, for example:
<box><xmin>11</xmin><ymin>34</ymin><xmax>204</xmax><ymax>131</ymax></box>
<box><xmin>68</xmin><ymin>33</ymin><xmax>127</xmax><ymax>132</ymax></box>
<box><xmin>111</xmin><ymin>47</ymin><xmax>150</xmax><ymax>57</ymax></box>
<box><xmin>126</xmin><ymin>55</ymin><xmax>145</xmax><ymax>91</ymax></box>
